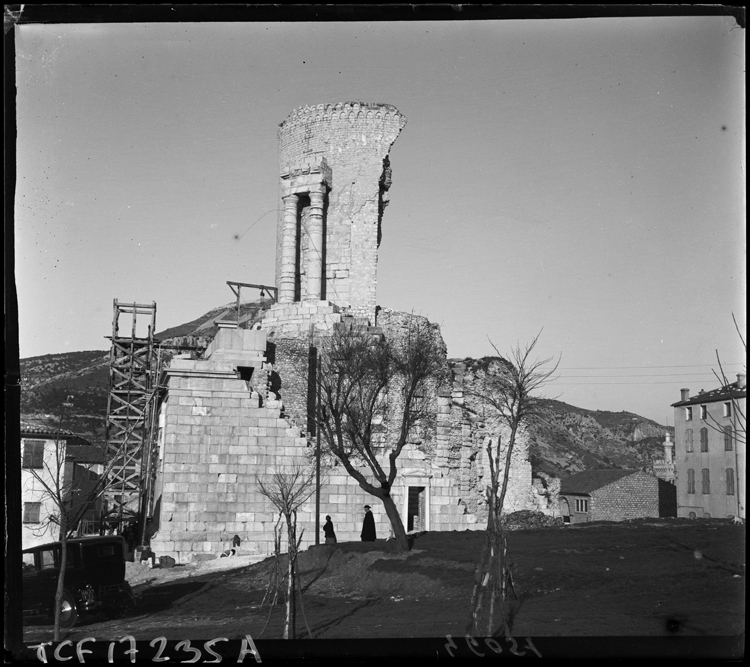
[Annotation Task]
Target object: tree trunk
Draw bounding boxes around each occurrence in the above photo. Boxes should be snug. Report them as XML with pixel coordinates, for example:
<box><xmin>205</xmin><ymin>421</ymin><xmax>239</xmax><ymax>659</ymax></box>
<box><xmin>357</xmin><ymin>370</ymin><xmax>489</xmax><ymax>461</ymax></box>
<box><xmin>53</xmin><ymin>521</ymin><xmax>67</xmax><ymax>641</ymax></box>
<box><xmin>284</xmin><ymin>513</ymin><xmax>296</xmax><ymax>639</ymax></box>
<box><xmin>381</xmin><ymin>493</ymin><xmax>409</xmax><ymax>552</ymax></box>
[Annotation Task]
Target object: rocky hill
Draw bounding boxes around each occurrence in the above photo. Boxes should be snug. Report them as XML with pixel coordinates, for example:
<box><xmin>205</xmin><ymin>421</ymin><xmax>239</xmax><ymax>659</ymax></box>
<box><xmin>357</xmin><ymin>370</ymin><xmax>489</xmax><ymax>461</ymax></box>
<box><xmin>20</xmin><ymin>303</ymin><xmax>671</xmax><ymax>476</ymax></box>
<box><xmin>528</xmin><ymin>399</ymin><xmax>670</xmax><ymax>477</ymax></box>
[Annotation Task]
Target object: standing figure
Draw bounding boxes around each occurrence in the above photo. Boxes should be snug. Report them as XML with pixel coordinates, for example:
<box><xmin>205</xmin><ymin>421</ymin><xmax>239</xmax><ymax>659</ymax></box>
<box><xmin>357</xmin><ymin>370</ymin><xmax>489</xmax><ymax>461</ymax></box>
<box><xmin>128</xmin><ymin>522</ymin><xmax>138</xmax><ymax>551</ymax></box>
<box><xmin>361</xmin><ymin>505</ymin><xmax>376</xmax><ymax>542</ymax></box>
<box><xmin>323</xmin><ymin>516</ymin><xmax>337</xmax><ymax>545</ymax></box>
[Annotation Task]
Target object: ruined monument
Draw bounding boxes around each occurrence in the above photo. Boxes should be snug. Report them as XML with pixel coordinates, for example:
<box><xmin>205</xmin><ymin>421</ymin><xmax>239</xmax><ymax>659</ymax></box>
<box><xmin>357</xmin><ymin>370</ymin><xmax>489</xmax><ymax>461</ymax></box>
<box><xmin>262</xmin><ymin>102</ymin><xmax>405</xmax><ymax>334</ymax></box>
<box><xmin>148</xmin><ymin>103</ymin><xmax>557</xmax><ymax>564</ymax></box>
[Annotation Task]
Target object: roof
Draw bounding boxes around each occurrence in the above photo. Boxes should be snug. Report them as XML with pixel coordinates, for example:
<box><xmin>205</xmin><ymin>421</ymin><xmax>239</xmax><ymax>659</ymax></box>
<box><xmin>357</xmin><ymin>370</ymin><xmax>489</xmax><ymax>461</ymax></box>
<box><xmin>672</xmin><ymin>380</ymin><xmax>747</xmax><ymax>407</ymax></box>
<box><xmin>21</xmin><ymin>421</ymin><xmax>91</xmax><ymax>445</ymax></box>
<box><xmin>560</xmin><ymin>469</ymin><xmax>640</xmax><ymax>495</ymax></box>
<box><xmin>23</xmin><ymin>535</ymin><xmax>126</xmax><ymax>553</ymax></box>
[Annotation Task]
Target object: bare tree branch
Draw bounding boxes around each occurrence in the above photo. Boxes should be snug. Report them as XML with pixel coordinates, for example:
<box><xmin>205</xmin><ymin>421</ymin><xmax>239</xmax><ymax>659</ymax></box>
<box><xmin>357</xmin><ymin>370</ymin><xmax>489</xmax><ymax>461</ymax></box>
<box><xmin>316</xmin><ymin>317</ymin><xmax>445</xmax><ymax>551</ymax></box>
<box><xmin>467</xmin><ymin>332</ymin><xmax>559</xmax><ymax>637</ymax></box>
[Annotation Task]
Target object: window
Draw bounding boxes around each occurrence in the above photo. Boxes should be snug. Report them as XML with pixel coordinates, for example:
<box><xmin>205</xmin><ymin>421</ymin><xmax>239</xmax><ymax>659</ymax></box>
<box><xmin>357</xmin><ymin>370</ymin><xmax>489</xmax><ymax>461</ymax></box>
<box><xmin>701</xmin><ymin>468</ymin><xmax>710</xmax><ymax>494</ymax></box>
<box><xmin>687</xmin><ymin>469</ymin><xmax>695</xmax><ymax>494</ymax></box>
<box><xmin>40</xmin><ymin>549</ymin><xmax>56</xmax><ymax>570</ymax></box>
<box><xmin>22</xmin><ymin>552</ymin><xmax>36</xmax><ymax>571</ymax></box>
<box><xmin>23</xmin><ymin>502</ymin><xmax>41</xmax><ymax>523</ymax></box>
<box><xmin>700</xmin><ymin>428</ymin><xmax>708</xmax><ymax>452</ymax></box>
<box><xmin>726</xmin><ymin>468</ymin><xmax>735</xmax><ymax>496</ymax></box>
<box><xmin>685</xmin><ymin>407</ymin><xmax>693</xmax><ymax>421</ymax></box>
<box><xmin>724</xmin><ymin>402</ymin><xmax>732</xmax><ymax>418</ymax></box>
<box><xmin>700</xmin><ymin>405</ymin><xmax>707</xmax><ymax>420</ymax></box>
<box><xmin>22</xmin><ymin>440</ymin><xmax>45</xmax><ymax>469</ymax></box>
<box><xmin>575</xmin><ymin>498</ymin><xmax>589</xmax><ymax>512</ymax></box>
<box><xmin>685</xmin><ymin>429</ymin><xmax>694</xmax><ymax>452</ymax></box>
<box><xmin>724</xmin><ymin>426</ymin><xmax>733</xmax><ymax>451</ymax></box>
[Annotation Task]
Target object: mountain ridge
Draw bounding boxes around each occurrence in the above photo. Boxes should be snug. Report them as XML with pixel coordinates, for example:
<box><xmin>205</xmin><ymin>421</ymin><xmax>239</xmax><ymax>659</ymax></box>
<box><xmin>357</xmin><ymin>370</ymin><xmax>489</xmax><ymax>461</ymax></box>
<box><xmin>20</xmin><ymin>303</ymin><xmax>672</xmax><ymax>476</ymax></box>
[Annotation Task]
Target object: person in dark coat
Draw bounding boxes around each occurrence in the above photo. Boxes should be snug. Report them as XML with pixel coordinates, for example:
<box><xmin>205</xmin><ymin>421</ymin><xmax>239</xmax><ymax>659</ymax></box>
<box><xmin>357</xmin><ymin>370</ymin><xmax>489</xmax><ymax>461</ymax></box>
<box><xmin>323</xmin><ymin>516</ymin><xmax>337</xmax><ymax>545</ymax></box>
<box><xmin>360</xmin><ymin>505</ymin><xmax>376</xmax><ymax>542</ymax></box>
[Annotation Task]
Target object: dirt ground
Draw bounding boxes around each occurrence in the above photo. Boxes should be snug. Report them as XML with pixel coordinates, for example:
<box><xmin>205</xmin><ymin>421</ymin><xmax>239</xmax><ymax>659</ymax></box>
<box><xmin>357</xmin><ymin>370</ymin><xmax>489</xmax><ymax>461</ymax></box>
<box><xmin>21</xmin><ymin>518</ymin><xmax>745</xmax><ymax>657</ymax></box>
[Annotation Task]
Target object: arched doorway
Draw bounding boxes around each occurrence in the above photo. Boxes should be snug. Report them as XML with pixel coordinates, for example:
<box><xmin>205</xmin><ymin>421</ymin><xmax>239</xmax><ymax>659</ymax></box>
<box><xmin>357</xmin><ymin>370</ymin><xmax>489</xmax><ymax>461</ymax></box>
<box><xmin>560</xmin><ymin>497</ymin><xmax>571</xmax><ymax>524</ymax></box>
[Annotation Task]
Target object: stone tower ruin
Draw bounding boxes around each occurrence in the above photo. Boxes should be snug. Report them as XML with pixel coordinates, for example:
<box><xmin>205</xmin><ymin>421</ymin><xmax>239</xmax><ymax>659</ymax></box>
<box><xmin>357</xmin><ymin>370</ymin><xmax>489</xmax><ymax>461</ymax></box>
<box><xmin>147</xmin><ymin>104</ymin><xmax>559</xmax><ymax>564</ymax></box>
<box><xmin>264</xmin><ymin>102</ymin><xmax>406</xmax><ymax>335</ymax></box>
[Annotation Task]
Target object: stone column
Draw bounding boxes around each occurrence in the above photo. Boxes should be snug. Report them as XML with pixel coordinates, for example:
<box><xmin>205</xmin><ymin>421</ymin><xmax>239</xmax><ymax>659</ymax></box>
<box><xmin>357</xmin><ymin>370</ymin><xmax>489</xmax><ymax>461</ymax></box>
<box><xmin>305</xmin><ymin>189</ymin><xmax>325</xmax><ymax>301</ymax></box>
<box><xmin>279</xmin><ymin>194</ymin><xmax>298</xmax><ymax>303</ymax></box>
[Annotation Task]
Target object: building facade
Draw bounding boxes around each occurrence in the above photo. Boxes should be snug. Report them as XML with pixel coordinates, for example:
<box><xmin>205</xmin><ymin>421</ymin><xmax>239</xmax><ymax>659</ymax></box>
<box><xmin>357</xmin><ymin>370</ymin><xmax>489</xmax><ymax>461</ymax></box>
<box><xmin>21</xmin><ymin>424</ymin><xmax>104</xmax><ymax>549</ymax></box>
<box><xmin>672</xmin><ymin>374</ymin><xmax>746</xmax><ymax>520</ymax></box>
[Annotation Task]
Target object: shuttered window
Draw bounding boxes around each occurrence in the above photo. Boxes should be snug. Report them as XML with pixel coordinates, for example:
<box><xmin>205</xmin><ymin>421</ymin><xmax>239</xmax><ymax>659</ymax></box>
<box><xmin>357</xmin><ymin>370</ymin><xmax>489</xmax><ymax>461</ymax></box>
<box><xmin>687</xmin><ymin>469</ymin><xmax>695</xmax><ymax>494</ymax></box>
<box><xmin>700</xmin><ymin>428</ymin><xmax>708</xmax><ymax>452</ymax></box>
<box><xmin>726</xmin><ymin>469</ymin><xmax>735</xmax><ymax>496</ymax></box>
<box><xmin>23</xmin><ymin>502</ymin><xmax>41</xmax><ymax>523</ymax></box>
<box><xmin>724</xmin><ymin>426</ymin><xmax>733</xmax><ymax>451</ymax></box>
<box><xmin>22</xmin><ymin>440</ymin><xmax>45</xmax><ymax>468</ymax></box>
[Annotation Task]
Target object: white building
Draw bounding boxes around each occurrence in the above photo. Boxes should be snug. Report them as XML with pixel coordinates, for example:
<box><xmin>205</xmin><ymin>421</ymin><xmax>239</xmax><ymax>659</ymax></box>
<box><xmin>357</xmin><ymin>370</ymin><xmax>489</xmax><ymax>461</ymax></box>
<box><xmin>21</xmin><ymin>423</ymin><xmax>105</xmax><ymax>549</ymax></box>
<box><xmin>672</xmin><ymin>374</ymin><xmax>746</xmax><ymax>520</ymax></box>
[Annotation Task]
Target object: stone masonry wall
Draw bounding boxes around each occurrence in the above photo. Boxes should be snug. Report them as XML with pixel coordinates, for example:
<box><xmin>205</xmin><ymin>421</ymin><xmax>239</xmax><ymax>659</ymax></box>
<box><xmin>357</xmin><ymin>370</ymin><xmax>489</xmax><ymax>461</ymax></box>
<box><xmin>436</xmin><ymin>358</ymin><xmax>539</xmax><ymax>524</ymax></box>
<box><xmin>149</xmin><ymin>327</ymin><xmax>423</xmax><ymax>562</ymax></box>
<box><xmin>590</xmin><ymin>470</ymin><xmax>659</xmax><ymax>522</ymax></box>
<box><xmin>261</xmin><ymin>312</ymin><xmax>550</xmax><ymax>541</ymax></box>
<box><xmin>267</xmin><ymin>337</ymin><xmax>312</xmax><ymax>436</ymax></box>
<box><xmin>276</xmin><ymin>102</ymin><xmax>406</xmax><ymax>322</ymax></box>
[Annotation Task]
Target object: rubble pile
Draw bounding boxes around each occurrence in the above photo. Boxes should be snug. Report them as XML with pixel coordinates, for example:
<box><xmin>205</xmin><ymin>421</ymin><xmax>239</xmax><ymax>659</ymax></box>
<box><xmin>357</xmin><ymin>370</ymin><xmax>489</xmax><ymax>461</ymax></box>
<box><xmin>502</xmin><ymin>510</ymin><xmax>564</xmax><ymax>531</ymax></box>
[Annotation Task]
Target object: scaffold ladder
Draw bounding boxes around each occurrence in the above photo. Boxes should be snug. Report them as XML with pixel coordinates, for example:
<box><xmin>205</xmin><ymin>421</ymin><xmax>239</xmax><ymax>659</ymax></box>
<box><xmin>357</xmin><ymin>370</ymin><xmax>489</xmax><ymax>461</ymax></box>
<box><xmin>103</xmin><ymin>300</ymin><xmax>157</xmax><ymax>528</ymax></box>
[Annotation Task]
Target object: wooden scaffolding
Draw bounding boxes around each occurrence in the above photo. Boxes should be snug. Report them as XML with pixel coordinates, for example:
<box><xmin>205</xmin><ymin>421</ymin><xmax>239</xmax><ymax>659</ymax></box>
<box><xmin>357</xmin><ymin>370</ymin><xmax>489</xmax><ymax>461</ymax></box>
<box><xmin>103</xmin><ymin>300</ymin><xmax>159</xmax><ymax>532</ymax></box>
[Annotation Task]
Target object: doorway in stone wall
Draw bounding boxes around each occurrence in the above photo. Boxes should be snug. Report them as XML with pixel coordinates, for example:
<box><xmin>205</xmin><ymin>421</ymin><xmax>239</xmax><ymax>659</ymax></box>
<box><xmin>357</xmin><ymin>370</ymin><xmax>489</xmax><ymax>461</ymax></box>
<box><xmin>560</xmin><ymin>497</ymin><xmax>571</xmax><ymax>524</ymax></box>
<box><xmin>407</xmin><ymin>486</ymin><xmax>426</xmax><ymax>532</ymax></box>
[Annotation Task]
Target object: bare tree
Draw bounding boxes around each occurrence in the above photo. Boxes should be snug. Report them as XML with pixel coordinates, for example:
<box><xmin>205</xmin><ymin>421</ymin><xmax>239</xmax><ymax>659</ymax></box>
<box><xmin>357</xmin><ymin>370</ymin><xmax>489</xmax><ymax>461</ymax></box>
<box><xmin>704</xmin><ymin>314</ymin><xmax>746</xmax><ymax>448</ymax></box>
<box><xmin>316</xmin><ymin>317</ymin><xmax>445</xmax><ymax>552</ymax></box>
<box><xmin>466</xmin><ymin>332</ymin><xmax>559</xmax><ymax>637</ymax></box>
<box><xmin>256</xmin><ymin>464</ymin><xmax>316</xmax><ymax>639</ymax></box>
<box><xmin>23</xmin><ymin>397</ymin><xmax>143</xmax><ymax>640</ymax></box>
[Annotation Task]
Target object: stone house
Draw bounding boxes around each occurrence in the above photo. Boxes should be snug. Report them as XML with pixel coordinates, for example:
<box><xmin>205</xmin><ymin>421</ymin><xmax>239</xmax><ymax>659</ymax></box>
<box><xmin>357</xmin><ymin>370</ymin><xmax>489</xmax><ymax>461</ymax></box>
<box><xmin>672</xmin><ymin>374</ymin><xmax>746</xmax><ymax>520</ymax></box>
<box><xmin>558</xmin><ymin>469</ymin><xmax>661</xmax><ymax>524</ymax></box>
<box><xmin>147</xmin><ymin>103</ymin><xmax>558</xmax><ymax>563</ymax></box>
<box><xmin>21</xmin><ymin>423</ymin><xmax>104</xmax><ymax>549</ymax></box>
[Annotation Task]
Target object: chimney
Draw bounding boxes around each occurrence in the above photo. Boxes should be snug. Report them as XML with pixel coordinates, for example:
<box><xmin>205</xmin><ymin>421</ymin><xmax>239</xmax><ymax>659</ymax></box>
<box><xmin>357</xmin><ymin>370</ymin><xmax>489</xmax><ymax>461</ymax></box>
<box><xmin>737</xmin><ymin>373</ymin><xmax>747</xmax><ymax>389</ymax></box>
<box><xmin>680</xmin><ymin>388</ymin><xmax>690</xmax><ymax>401</ymax></box>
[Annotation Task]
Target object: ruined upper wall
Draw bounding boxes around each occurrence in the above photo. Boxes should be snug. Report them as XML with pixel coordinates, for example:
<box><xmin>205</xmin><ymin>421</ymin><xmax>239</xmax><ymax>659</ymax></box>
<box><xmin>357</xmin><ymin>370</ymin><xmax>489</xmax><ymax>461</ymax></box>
<box><xmin>275</xmin><ymin>102</ymin><xmax>407</xmax><ymax>321</ymax></box>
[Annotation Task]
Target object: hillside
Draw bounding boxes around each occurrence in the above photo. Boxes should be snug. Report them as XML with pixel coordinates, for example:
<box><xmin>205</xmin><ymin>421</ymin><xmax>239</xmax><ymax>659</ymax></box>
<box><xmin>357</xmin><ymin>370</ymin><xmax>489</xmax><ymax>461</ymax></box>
<box><xmin>20</xmin><ymin>303</ymin><xmax>671</xmax><ymax>476</ymax></box>
<box><xmin>20</xmin><ymin>350</ymin><xmax>110</xmax><ymax>443</ymax></box>
<box><xmin>528</xmin><ymin>399</ymin><xmax>670</xmax><ymax>477</ymax></box>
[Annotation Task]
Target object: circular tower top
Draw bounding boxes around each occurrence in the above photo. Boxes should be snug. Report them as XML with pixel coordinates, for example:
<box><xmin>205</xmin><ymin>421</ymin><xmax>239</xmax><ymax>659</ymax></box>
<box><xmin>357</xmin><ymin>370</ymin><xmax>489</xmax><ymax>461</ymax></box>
<box><xmin>274</xmin><ymin>102</ymin><xmax>407</xmax><ymax>321</ymax></box>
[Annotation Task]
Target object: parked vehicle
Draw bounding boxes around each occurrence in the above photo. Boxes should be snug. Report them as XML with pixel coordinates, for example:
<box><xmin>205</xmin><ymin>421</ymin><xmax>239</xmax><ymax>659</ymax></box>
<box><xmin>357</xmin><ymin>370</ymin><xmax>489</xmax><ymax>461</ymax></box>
<box><xmin>22</xmin><ymin>536</ymin><xmax>134</xmax><ymax>628</ymax></box>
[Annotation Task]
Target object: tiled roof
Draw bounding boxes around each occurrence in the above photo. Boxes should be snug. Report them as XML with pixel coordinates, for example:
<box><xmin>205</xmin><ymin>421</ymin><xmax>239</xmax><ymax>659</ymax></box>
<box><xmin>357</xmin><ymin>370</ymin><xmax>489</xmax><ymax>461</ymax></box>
<box><xmin>20</xmin><ymin>421</ymin><xmax>90</xmax><ymax>444</ymax></box>
<box><xmin>672</xmin><ymin>380</ymin><xmax>747</xmax><ymax>407</ymax></box>
<box><xmin>560</xmin><ymin>469</ymin><xmax>640</xmax><ymax>495</ymax></box>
